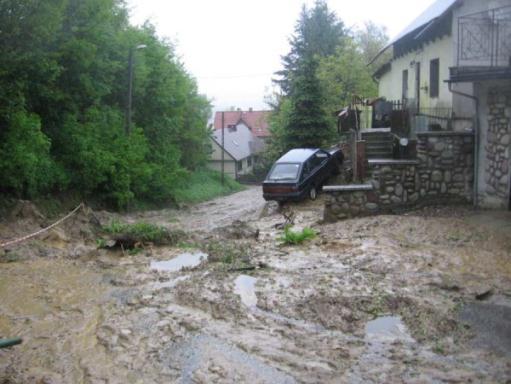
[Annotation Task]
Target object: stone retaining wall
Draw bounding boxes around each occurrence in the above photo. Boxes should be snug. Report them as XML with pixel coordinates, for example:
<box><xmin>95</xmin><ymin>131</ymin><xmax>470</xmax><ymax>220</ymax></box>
<box><xmin>324</xmin><ymin>132</ymin><xmax>474</xmax><ymax>221</ymax></box>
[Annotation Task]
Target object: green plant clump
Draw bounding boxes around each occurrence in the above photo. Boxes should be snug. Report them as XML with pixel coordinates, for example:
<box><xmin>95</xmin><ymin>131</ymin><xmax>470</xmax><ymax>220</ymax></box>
<box><xmin>102</xmin><ymin>220</ymin><xmax>169</xmax><ymax>243</ymax></box>
<box><xmin>279</xmin><ymin>226</ymin><xmax>316</xmax><ymax>245</ymax></box>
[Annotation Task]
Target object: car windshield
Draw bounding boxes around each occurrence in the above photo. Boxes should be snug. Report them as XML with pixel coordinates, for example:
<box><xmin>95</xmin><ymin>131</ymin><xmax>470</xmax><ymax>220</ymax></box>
<box><xmin>268</xmin><ymin>163</ymin><xmax>300</xmax><ymax>181</ymax></box>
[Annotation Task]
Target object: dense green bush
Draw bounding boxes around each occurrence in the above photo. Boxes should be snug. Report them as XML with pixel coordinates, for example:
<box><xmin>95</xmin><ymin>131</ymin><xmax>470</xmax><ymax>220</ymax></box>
<box><xmin>0</xmin><ymin>0</ymin><xmax>212</xmax><ymax>208</ymax></box>
<box><xmin>0</xmin><ymin>111</ymin><xmax>65</xmax><ymax>197</ymax></box>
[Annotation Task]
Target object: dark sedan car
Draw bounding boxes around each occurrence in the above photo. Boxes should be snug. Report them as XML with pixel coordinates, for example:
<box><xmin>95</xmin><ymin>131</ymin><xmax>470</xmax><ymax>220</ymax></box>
<box><xmin>262</xmin><ymin>148</ymin><xmax>343</xmax><ymax>202</ymax></box>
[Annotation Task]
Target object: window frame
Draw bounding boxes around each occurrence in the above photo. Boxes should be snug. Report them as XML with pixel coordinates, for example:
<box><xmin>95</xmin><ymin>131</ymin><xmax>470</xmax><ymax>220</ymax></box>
<box><xmin>402</xmin><ymin>69</ymin><xmax>408</xmax><ymax>100</ymax></box>
<box><xmin>429</xmin><ymin>58</ymin><xmax>440</xmax><ymax>98</ymax></box>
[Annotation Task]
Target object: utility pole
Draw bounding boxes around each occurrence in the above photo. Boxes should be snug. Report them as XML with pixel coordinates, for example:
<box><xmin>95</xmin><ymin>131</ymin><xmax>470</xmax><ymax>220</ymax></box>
<box><xmin>125</xmin><ymin>44</ymin><xmax>146</xmax><ymax>135</ymax></box>
<box><xmin>221</xmin><ymin>111</ymin><xmax>225</xmax><ymax>185</ymax></box>
<box><xmin>126</xmin><ymin>47</ymin><xmax>134</xmax><ymax>135</ymax></box>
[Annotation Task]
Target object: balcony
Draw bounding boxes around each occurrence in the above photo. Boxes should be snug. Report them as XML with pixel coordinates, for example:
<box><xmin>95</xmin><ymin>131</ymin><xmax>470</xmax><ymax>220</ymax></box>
<box><xmin>450</xmin><ymin>5</ymin><xmax>511</xmax><ymax>82</ymax></box>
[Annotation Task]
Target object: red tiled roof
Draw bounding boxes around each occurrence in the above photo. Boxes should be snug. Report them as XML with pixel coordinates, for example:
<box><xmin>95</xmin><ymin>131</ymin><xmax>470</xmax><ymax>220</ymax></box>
<box><xmin>213</xmin><ymin>110</ymin><xmax>271</xmax><ymax>138</ymax></box>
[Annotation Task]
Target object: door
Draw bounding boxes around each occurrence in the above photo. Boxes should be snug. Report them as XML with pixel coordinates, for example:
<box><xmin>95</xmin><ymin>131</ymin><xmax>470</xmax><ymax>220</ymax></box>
<box><xmin>415</xmin><ymin>62</ymin><xmax>421</xmax><ymax>111</ymax></box>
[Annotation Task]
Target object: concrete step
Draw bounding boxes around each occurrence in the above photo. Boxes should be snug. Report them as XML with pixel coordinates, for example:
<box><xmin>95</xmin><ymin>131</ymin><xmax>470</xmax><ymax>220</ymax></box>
<box><xmin>366</xmin><ymin>148</ymin><xmax>393</xmax><ymax>156</ymax></box>
<box><xmin>366</xmin><ymin>143</ymin><xmax>394</xmax><ymax>149</ymax></box>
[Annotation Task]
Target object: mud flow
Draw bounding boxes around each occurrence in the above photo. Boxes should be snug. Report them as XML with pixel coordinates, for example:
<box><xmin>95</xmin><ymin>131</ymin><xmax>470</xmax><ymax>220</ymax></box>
<box><xmin>0</xmin><ymin>190</ymin><xmax>510</xmax><ymax>383</ymax></box>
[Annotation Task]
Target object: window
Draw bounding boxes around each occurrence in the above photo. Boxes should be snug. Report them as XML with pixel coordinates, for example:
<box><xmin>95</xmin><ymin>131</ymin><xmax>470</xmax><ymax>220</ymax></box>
<box><xmin>402</xmin><ymin>70</ymin><xmax>408</xmax><ymax>100</ymax></box>
<box><xmin>268</xmin><ymin>163</ymin><xmax>300</xmax><ymax>181</ymax></box>
<box><xmin>311</xmin><ymin>151</ymin><xmax>328</xmax><ymax>169</ymax></box>
<box><xmin>237</xmin><ymin>161</ymin><xmax>243</xmax><ymax>171</ymax></box>
<box><xmin>429</xmin><ymin>59</ymin><xmax>439</xmax><ymax>98</ymax></box>
<box><xmin>228</xmin><ymin>124</ymin><xmax>237</xmax><ymax>132</ymax></box>
<box><xmin>247</xmin><ymin>156</ymin><xmax>252</xmax><ymax>167</ymax></box>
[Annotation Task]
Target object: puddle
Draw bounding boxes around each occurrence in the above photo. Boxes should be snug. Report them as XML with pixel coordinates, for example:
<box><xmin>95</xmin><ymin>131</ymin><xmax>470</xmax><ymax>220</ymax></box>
<box><xmin>151</xmin><ymin>252</ymin><xmax>208</xmax><ymax>272</ymax></box>
<box><xmin>234</xmin><ymin>275</ymin><xmax>258</xmax><ymax>307</ymax></box>
<box><xmin>365</xmin><ymin>316</ymin><xmax>411</xmax><ymax>341</ymax></box>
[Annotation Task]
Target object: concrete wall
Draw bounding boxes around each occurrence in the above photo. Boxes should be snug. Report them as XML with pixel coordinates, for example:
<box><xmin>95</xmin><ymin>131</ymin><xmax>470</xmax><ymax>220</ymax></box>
<box><xmin>324</xmin><ymin>132</ymin><xmax>475</xmax><ymax>221</ymax></box>
<box><xmin>476</xmin><ymin>80</ymin><xmax>511</xmax><ymax>209</ymax></box>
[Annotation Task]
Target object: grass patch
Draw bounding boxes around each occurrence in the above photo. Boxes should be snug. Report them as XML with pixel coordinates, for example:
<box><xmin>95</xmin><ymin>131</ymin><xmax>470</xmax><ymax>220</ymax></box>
<box><xmin>202</xmin><ymin>240</ymin><xmax>251</xmax><ymax>267</ymax></box>
<box><xmin>279</xmin><ymin>226</ymin><xmax>316</xmax><ymax>245</ymax></box>
<box><xmin>172</xmin><ymin>169</ymin><xmax>244</xmax><ymax>204</ymax></box>
<box><xmin>103</xmin><ymin>220</ymin><xmax>169</xmax><ymax>243</ymax></box>
<box><xmin>101</xmin><ymin>220</ymin><xmax>184</xmax><ymax>246</ymax></box>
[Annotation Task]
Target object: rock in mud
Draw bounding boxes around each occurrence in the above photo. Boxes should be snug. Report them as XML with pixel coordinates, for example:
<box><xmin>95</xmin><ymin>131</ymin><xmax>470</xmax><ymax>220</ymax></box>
<box><xmin>214</xmin><ymin>220</ymin><xmax>259</xmax><ymax>240</ymax></box>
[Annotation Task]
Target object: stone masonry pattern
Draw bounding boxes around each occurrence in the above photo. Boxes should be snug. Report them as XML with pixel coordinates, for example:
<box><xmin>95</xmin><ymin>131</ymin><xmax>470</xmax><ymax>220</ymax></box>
<box><xmin>485</xmin><ymin>87</ymin><xmax>511</xmax><ymax>201</ymax></box>
<box><xmin>324</xmin><ymin>132</ymin><xmax>474</xmax><ymax>221</ymax></box>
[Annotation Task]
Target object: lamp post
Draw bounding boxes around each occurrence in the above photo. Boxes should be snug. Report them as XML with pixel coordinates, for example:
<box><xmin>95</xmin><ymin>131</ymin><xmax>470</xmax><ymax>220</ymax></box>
<box><xmin>126</xmin><ymin>44</ymin><xmax>147</xmax><ymax>135</ymax></box>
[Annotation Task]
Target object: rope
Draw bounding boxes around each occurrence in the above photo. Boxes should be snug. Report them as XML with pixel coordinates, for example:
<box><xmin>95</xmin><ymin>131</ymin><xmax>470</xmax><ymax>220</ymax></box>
<box><xmin>0</xmin><ymin>203</ymin><xmax>84</xmax><ymax>249</ymax></box>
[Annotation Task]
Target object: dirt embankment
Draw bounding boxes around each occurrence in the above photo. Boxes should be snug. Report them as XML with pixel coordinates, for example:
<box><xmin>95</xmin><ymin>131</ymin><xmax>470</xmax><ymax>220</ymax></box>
<box><xmin>0</xmin><ymin>191</ymin><xmax>510</xmax><ymax>383</ymax></box>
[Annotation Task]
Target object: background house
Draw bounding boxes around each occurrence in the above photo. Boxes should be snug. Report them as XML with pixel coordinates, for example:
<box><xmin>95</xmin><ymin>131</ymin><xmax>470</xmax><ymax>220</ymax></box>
<box><xmin>208</xmin><ymin>109</ymin><xmax>271</xmax><ymax>179</ymax></box>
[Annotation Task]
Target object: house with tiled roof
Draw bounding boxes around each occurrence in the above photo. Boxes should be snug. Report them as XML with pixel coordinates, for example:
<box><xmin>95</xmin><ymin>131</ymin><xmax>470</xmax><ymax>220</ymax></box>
<box><xmin>213</xmin><ymin>110</ymin><xmax>271</xmax><ymax>139</ymax></box>
<box><xmin>208</xmin><ymin>109</ymin><xmax>271</xmax><ymax>179</ymax></box>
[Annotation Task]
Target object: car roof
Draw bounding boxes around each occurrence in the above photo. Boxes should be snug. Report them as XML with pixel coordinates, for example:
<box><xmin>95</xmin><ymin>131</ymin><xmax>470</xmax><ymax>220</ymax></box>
<box><xmin>276</xmin><ymin>148</ymin><xmax>319</xmax><ymax>163</ymax></box>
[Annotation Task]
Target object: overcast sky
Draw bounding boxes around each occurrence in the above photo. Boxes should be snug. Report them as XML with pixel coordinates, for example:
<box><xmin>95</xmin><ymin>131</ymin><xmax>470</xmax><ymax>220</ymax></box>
<box><xmin>127</xmin><ymin>0</ymin><xmax>436</xmax><ymax>112</ymax></box>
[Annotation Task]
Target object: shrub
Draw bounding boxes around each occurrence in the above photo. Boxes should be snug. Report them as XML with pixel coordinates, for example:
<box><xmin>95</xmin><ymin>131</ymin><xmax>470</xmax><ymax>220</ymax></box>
<box><xmin>279</xmin><ymin>226</ymin><xmax>316</xmax><ymax>245</ymax></box>
<box><xmin>0</xmin><ymin>111</ymin><xmax>65</xmax><ymax>197</ymax></box>
<box><xmin>102</xmin><ymin>220</ymin><xmax>178</xmax><ymax>244</ymax></box>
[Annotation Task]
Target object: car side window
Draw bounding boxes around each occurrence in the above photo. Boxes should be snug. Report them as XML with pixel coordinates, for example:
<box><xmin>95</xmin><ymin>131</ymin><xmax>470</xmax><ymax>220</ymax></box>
<box><xmin>301</xmin><ymin>161</ymin><xmax>311</xmax><ymax>181</ymax></box>
<box><xmin>310</xmin><ymin>152</ymin><xmax>327</xmax><ymax>170</ymax></box>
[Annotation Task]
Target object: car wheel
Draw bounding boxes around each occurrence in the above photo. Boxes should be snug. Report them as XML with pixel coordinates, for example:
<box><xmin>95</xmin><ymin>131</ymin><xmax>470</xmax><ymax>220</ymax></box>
<box><xmin>309</xmin><ymin>185</ymin><xmax>317</xmax><ymax>200</ymax></box>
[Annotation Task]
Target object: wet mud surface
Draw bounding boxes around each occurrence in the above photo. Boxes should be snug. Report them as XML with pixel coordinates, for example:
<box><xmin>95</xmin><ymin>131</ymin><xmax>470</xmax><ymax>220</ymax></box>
<box><xmin>0</xmin><ymin>189</ymin><xmax>510</xmax><ymax>383</ymax></box>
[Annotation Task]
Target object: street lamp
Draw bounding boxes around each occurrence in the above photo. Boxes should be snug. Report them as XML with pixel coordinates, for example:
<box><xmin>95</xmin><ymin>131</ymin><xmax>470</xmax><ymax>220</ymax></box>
<box><xmin>125</xmin><ymin>44</ymin><xmax>147</xmax><ymax>135</ymax></box>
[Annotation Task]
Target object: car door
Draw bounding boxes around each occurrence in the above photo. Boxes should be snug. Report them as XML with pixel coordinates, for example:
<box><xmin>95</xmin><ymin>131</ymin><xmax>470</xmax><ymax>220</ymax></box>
<box><xmin>299</xmin><ymin>159</ymin><xmax>314</xmax><ymax>192</ymax></box>
<box><xmin>311</xmin><ymin>151</ymin><xmax>330</xmax><ymax>184</ymax></box>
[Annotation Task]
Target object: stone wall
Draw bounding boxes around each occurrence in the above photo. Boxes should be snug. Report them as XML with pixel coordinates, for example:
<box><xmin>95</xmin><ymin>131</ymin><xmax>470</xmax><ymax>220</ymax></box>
<box><xmin>324</xmin><ymin>132</ymin><xmax>474</xmax><ymax>221</ymax></box>
<box><xmin>484</xmin><ymin>87</ymin><xmax>511</xmax><ymax>203</ymax></box>
<box><xmin>416</xmin><ymin>132</ymin><xmax>474</xmax><ymax>201</ymax></box>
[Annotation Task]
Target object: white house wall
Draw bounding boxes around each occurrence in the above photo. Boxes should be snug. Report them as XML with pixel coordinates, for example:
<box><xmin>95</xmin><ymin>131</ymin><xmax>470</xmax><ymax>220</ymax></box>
<box><xmin>378</xmin><ymin>35</ymin><xmax>454</xmax><ymax>111</ymax></box>
<box><xmin>208</xmin><ymin>138</ymin><xmax>254</xmax><ymax>178</ymax></box>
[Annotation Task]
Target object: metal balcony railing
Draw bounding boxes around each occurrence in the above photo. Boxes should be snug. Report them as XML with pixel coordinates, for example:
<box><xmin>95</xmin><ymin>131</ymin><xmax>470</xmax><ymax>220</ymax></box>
<box><xmin>457</xmin><ymin>5</ymin><xmax>511</xmax><ymax>68</ymax></box>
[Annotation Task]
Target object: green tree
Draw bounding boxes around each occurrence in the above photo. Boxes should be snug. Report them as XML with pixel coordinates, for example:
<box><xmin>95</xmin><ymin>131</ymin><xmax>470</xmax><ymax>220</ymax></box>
<box><xmin>281</xmin><ymin>57</ymin><xmax>333</xmax><ymax>150</ymax></box>
<box><xmin>270</xmin><ymin>0</ymin><xmax>344</xmax><ymax>154</ymax></box>
<box><xmin>275</xmin><ymin>0</ymin><xmax>346</xmax><ymax>94</ymax></box>
<box><xmin>0</xmin><ymin>0</ymin><xmax>212</xmax><ymax>207</ymax></box>
<box><xmin>318</xmin><ymin>38</ymin><xmax>378</xmax><ymax>112</ymax></box>
<box><xmin>354</xmin><ymin>21</ymin><xmax>391</xmax><ymax>73</ymax></box>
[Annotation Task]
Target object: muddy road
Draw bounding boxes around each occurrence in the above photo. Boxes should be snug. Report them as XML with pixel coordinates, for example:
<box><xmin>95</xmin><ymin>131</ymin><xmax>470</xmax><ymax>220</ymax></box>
<box><xmin>0</xmin><ymin>189</ymin><xmax>510</xmax><ymax>383</ymax></box>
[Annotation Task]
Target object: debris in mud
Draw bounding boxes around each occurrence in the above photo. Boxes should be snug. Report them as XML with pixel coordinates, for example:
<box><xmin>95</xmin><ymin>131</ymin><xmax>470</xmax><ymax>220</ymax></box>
<box><xmin>474</xmin><ymin>288</ymin><xmax>494</xmax><ymax>301</ymax></box>
<box><xmin>202</xmin><ymin>239</ymin><xmax>252</xmax><ymax>268</ymax></box>
<box><xmin>213</xmin><ymin>220</ymin><xmax>259</xmax><ymax>240</ymax></box>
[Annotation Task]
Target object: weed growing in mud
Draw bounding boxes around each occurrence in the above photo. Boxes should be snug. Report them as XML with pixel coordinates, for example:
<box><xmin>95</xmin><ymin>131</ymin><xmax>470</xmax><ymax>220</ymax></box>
<box><xmin>96</xmin><ymin>238</ymin><xmax>107</xmax><ymax>248</ymax></box>
<box><xmin>203</xmin><ymin>240</ymin><xmax>251</xmax><ymax>267</ymax></box>
<box><xmin>279</xmin><ymin>226</ymin><xmax>316</xmax><ymax>245</ymax></box>
<box><xmin>101</xmin><ymin>220</ymin><xmax>185</xmax><ymax>246</ymax></box>
<box><xmin>103</xmin><ymin>220</ymin><xmax>167</xmax><ymax>242</ymax></box>
<box><xmin>0</xmin><ymin>251</ymin><xmax>20</xmax><ymax>263</ymax></box>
